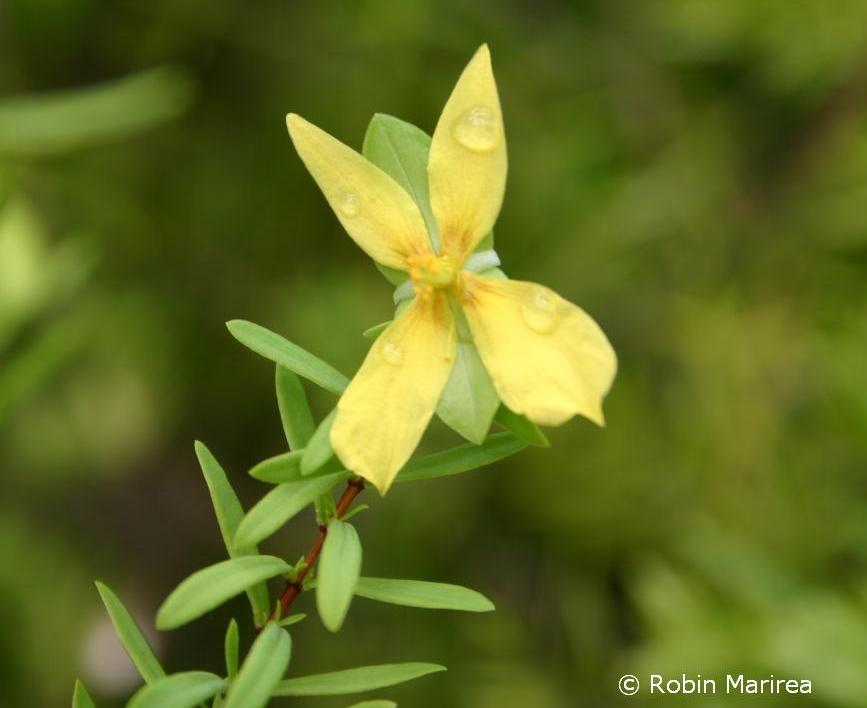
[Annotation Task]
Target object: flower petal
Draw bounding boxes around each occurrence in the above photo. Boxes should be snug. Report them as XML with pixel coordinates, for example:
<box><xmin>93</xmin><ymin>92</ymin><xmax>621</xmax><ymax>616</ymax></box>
<box><xmin>461</xmin><ymin>274</ymin><xmax>617</xmax><ymax>426</ymax></box>
<box><xmin>428</xmin><ymin>45</ymin><xmax>507</xmax><ymax>263</ymax></box>
<box><xmin>330</xmin><ymin>294</ymin><xmax>455</xmax><ymax>494</ymax></box>
<box><xmin>287</xmin><ymin>114</ymin><xmax>431</xmax><ymax>270</ymax></box>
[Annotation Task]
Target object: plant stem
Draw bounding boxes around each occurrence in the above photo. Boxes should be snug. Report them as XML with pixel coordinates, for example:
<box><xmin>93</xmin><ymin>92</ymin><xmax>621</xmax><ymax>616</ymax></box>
<box><xmin>267</xmin><ymin>478</ymin><xmax>364</xmax><ymax>624</ymax></box>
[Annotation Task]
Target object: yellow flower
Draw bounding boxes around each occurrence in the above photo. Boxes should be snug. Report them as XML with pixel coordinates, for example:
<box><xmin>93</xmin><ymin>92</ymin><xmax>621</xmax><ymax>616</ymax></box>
<box><xmin>286</xmin><ymin>45</ymin><xmax>617</xmax><ymax>494</ymax></box>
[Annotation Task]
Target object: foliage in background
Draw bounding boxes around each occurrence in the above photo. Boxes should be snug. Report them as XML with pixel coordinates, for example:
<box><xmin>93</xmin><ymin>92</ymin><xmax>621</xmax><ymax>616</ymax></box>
<box><xmin>3</xmin><ymin>0</ymin><xmax>867</xmax><ymax>706</ymax></box>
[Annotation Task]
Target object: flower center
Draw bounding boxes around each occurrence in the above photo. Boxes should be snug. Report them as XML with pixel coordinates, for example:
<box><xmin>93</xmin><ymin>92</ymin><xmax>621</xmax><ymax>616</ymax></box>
<box><xmin>407</xmin><ymin>254</ymin><xmax>458</xmax><ymax>292</ymax></box>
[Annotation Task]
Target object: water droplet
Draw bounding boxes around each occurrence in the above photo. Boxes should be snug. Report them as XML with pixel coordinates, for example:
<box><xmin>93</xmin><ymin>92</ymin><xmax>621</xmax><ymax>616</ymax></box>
<box><xmin>451</xmin><ymin>106</ymin><xmax>500</xmax><ymax>153</ymax></box>
<box><xmin>339</xmin><ymin>192</ymin><xmax>359</xmax><ymax>217</ymax></box>
<box><xmin>381</xmin><ymin>340</ymin><xmax>403</xmax><ymax>365</ymax></box>
<box><xmin>521</xmin><ymin>287</ymin><xmax>559</xmax><ymax>335</ymax></box>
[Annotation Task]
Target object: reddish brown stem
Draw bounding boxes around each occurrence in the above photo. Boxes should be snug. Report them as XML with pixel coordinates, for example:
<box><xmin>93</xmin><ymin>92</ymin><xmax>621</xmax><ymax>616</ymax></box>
<box><xmin>267</xmin><ymin>478</ymin><xmax>364</xmax><ymax>624</ymax></box>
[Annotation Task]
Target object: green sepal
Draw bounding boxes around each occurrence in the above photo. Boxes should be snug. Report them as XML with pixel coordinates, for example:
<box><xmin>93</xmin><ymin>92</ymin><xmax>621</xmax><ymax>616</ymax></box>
<box><xmin>435</xmin><ymin>324</ymin><xmax>499</xmax><ymax>443</ymax></box>
<box><xmin>362</xmin><ymin>114</ymin><xmax>440</xmax><ymax>251</ymax></box>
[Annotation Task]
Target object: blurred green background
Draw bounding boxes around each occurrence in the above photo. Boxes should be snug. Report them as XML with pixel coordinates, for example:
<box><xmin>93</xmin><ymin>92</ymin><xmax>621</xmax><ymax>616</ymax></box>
<box><xmin>3</xmin><ymin>0</ymin><xmax>867</xmax><ymax>706</ymax></box>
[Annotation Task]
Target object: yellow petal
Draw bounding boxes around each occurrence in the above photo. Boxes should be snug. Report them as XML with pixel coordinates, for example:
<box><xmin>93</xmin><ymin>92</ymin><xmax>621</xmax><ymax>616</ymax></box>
<box><xmin>428</xmin><ymin>44</ymin><xmax>507</xmax><ymax>263</ymax></box>
<box><xmin>461</xmin><ymin>274</ymin><xmax>617</xmax><ymax>426</ymax></box>
<box><xmin>287</xmin><ymin>113</ymin><xmax>432</xmax><ymax>270</ymax></box>
<box><xmin>330</xmin><ymin>293</ymin><xmax>455</xmax><ymax>494</ymax></box>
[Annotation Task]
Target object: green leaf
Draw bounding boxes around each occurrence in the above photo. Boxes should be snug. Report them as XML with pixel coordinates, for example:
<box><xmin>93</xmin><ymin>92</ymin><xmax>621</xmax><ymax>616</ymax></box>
<box><xmin>224</xmin><ymin>624</ymin><xmax>292</xmax><ymax>708</ymax></box>
<box><xmin>354</xmin><ymin>578</ymin><xmax>494</xmax><ymax>612</ymax></box>
<box><xmin>301</xmin><ymin>408</ymin><xmax>336</xmax><ymax>475</ymax></box>
<box><xmin>340</xmin><ymin>504</ymin><xmax>369</xmax><ymax>522</ymax></box>
<box><xmin>396</xmin><ymin>432</ymin><xmax>526</xmax><ymax>483</ymax></box>
<box><xmin>195</xmin><ymin>442</ymin><xmax>270</xmax><ymax>626</ymax></box>
<box><xmin>363</xmin><ymin>114</ymin><xmax>440</xmax><ymax>251</ymax></box>
<box><xmin>250</xmin><ymin>450</ymin><xmax>344</xmax><ymax>483</ymax></box>
<box><xmin>72</xmin><ymin>679</ymin><xmax>96</xmax><ymax>708</ymax></box>
<box><xmin>316</xmin><ymin>520</ymin><xmax>362</xmax><ymax>632</ymax></box>
<box><xmin>156</xmin><ymin>556</ymin><xmax>292</xmax><ymax>630</ymax></box>
<box><xmin>249</xmin><ymin>450</ymin><xmax>303</xmax><ymax>483</ymax></box>
<box><xmin>362</xmin><ymin>321</ymin><xmax>391</xmax><ymax>340</ymax></box>
<box><xmin>227</xmin><ymin>320</ymin><xmax>348</xmax><ymax>395</ymax></box>
<box><xmin>436</xmin><ymin>337</ymin><xmax>499</xmax><ymax>444</ymax></box>
<box><xmin>494</xmin><ymin>405</ymin><xmax>549</xmax><ymax>447</ymax></box>
<box><xmin>127</xmin><ymin>672</ymin><xmax>225</xmax><ymax>708</ymax></box>
<box><xmin>234</xmin><ymin>473</ymin><xmax>347</xmax><ymax>547</ymax></box>
<box><xmin>0</xmin><ymin>66</ymin><xmax>194</xmax><ymax>157</ymax></box>
<box><xmin>274</xmin><ymin>663</ymin><xmax>446</xmax><ymax>697</ymax></box>
<box><xmin>224</xmin><ymin>619</ymin><xmax>239</xmax><ymax>680</ymax></box>
<box><xmin>275</xmin><ymin>366</ymin><xmax>316</xmax><ymax>448</ymax></box>
<box><xmin>278</xmin><ymin>612</ymin><xmax>306</xmax><ymax>627</ymax></box>
<box><xmin>94</xmin><ymin>582</ymin><xmax>164</xmax><ymax>683</ymax></box>
<box><xmin>346</xmin><ymin>702</ymin><xmax>397</xmax><ymax>708</ymax></box>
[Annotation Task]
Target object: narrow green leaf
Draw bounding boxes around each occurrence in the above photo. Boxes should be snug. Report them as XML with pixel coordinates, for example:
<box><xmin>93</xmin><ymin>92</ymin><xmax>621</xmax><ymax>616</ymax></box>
<box><xmin>340</xmin><ymin>504</ymin><xmax>369</xmax><ymax>522</ymax></box>
<box><xmin>95</xmin><ymin>582</ymin><xmax>164</xmax><ymax>683</ymax></box>
<box><xmin>396</xmin><ymin>433</ymin><xmax>526</xmax><ymax>483</ymax></box>
<box><xmin>72</xmin><ymin>679</ymin><xmax>96</xmax><ymax>708</ymax></box>
<box><xmin>354</xmin><ymin>578</ymin><xmax>494</xmax><ymax>612</ymax></box>
<box><xmin>362</xmin><ymin>321</ymin><xmax>390</xmax><ymax>339</ymax></box>
<box><xmin>224</xmin><ymin>624</ymin><xmax>292</xmax><ymax>708</ymax></box>
<box><xmin>276</xmin><ymin>366</ymin><xmax>316</xmax><ymax>448</ymax></box>
<box><xmin>301</xmin><ymin>408</ymin><xmax>336</xmax><ymax>475</ymax></box>
<box><xmin>127</xmin><ymin>672</ymin><xmax>225</xmax><ymax>708</ymax></box>
<box><xmin>195</xmin><ymin>442</ymin><xmax>270</xmax><ymax>625</ymax></box>
<box><xmin>274</xmin><ymin>663</ymin><xmax>446</xmax><ymax>697</ymax></box>
<box><xmin>227</xmin><ymin>320</ymin><xmax>348</xmax><ymax>395</ymax></box>
<box><xmin>250</xmin><ymin>450</ymin><xmax>344</xmax><ymax>483</ymax></box>
<box><xmin>436</xmin><ymin>338</ymin><xmax>499</xmax><ymax>444</ymax></box>
<box><xmin>316</xmin><ymin>520</ymin><xmax>362</xmax><ymax>632</ymax></box>
<box><xmin>278</xmin><ymin>612</ymin><xmax>306</xmax><ymax>627</ymax></box>
<box><xmin>156</xmin><ymin>556</ymin><xmax>292</xmax><ymax>630</ymax></box>
<box><xmin>347</xmin><ymin>702</ymin><xmax>397</xmax><ymax>708</ymax></box>
<box><xmin>0</xmin><ymin>66</ymin><xmax>194</xmax><ymax>157</ymax></box>
<box><xmin>224</xmin><ymin>619</ymin><xmax>239</xmax><ymax>680</ymax></box>
<box><xmin>249</xmin><ymin>450</ymin><xmax>303</xmax><ymax>483</ymax></box>
<box><xmin>494</xmin><ymin>406</ymin><xmax>549</xmax><ymax>447</ymax></box>
<box><xmin>234</xmin><ymin>473</ymin><xmax>347</xmax><ymax>547</ymax></box>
